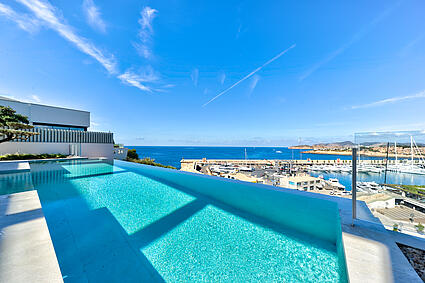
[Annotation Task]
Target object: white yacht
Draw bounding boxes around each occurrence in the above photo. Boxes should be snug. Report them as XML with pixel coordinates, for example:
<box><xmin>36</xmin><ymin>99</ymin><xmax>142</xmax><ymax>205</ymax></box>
<box><xmin>238</xmin><ymin>166</ymin><xmax>254</xmax><ymax>172</ymax></box>
<box><xmin>327</xmin><ymin>178</ymin><xmax>345</xmax><ymax>190</ymax></box>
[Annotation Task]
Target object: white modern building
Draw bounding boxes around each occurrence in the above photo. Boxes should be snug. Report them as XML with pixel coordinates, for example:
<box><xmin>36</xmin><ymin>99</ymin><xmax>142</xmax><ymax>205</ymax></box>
<box><xmin>0</xmin><ymin>96</ymin><xmax>114</xmax><ymax>159</ymax></box>
<box><xmin>278</xmin><ymin>174</ymin><xmax>322</xmax><ymax>191</ymax></box>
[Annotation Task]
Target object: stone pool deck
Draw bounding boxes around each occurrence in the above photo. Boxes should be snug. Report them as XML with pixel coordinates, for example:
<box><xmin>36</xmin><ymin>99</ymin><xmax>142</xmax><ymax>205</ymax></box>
<box><xmin>330</xmin><ymin>195</ymin><xmax>424</xmax><ymax>283</ymax></box>
<box><xmin>0</xmin><ymin>191</ymin><xmax>63</xmax><ymax>282</ymax></box>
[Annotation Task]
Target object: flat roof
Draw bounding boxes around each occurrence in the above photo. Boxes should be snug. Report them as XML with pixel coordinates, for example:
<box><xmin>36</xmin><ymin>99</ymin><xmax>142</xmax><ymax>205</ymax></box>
<box><xmin>0</xmin><ymin>96</ymin><xmax>90</xmax><ymax>128</ymax></box>
<box><xmin>0</xmin><ymin>96</ymin><xmax>89</xmax><ymax>114</ymax></box>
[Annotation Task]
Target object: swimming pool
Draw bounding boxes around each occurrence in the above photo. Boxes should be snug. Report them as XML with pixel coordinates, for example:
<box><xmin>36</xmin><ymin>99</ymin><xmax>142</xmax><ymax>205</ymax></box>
<box><xmin>0</xmin><ymin>159</ymin><xmax>348</xmax><ymax>282</ymax></box>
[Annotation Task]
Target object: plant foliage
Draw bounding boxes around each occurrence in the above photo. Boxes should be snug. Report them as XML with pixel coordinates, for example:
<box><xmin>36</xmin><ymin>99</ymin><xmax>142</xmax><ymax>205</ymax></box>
<box><xmin>0</xmin><ymin>153</ymin><xmax>67</xmax><ymax>161</ymax></box>
<box><xmin>127</xmin><ymin>155</ymin><xmax>176</xmax><ymax>169</ymax></box>
<box><xmin>0</xmin><ymin>106</ymin><xmax>39</xmax><ymax>143</ymax></box>
<box><xmin>127</xmin><ymin>149</ymin><xmax>139</xmax><ymax>160</ymax></box>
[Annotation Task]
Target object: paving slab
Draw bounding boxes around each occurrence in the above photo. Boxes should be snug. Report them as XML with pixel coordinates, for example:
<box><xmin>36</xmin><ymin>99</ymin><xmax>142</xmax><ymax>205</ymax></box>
<box><xmin>296</xmin><ymin>190</ymin><xmax>423</xmax><ymax>282</ymax></box>
<box><xmin>0</xmin><ymin>191</ymin><xmax>63</xmax><ymax>283</ymax></box>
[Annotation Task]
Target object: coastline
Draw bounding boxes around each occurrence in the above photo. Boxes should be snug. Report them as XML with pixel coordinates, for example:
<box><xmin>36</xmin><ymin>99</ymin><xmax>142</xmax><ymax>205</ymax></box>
<box><xmin>302</xmin><ymin>150</ymin><xmax>413</xmax><ymax>158</ymax></box>
<box><xmin>288</xmin><ymin>146</ymin><xmax>313</xmax><ymax>150</ymax></box>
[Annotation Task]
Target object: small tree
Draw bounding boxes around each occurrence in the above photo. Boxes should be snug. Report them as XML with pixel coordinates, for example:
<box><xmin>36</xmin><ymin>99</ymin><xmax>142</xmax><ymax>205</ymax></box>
<box><xmin>392</xmin><ymin>223</ymin><xmax>399</xmax><ymax>231</ymax></box>
<box><xmin>0</xmin><ymin>106</ymin><xmax>38</xmax><ymax>143</ymax></box>
<box><xmin>416</xmin><ymin>222</ymin><xmax>424</xmax><ymax>233</ymax></box>
<box><xmin>127</xmin><ymin>149</ymin><xmax>139</xmax><ymax>160</ymax></box>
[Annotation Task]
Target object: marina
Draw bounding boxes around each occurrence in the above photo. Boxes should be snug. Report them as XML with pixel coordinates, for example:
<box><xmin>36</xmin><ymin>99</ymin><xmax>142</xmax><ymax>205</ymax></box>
<box><xmin>180</xmin><ymin>153</ymin><xmax>425</xmax><ymax>197</ymax></box>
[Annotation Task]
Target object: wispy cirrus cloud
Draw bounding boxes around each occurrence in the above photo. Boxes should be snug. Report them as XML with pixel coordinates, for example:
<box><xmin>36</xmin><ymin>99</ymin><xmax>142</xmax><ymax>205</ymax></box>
<box><xmin>118</xmin><ymin>66</ymin><xmax>160</xmax><ymax>92</ymax></box>
<box><xmin>118</xmin><ymin>72</ymin><xmax>152</xmax><ymax>92</ymax></box>
<box><xmin>399</xmin><ymin>33</ymin><xmax>425</xmax><ymax>57</ymax></box>
<box><xmin>191</xmin><ymin>68</ymin><xmax>199</xmax><ymax>87</ymax></box>
<box><xmin>0</xmin><ymin>3</ymin><xmax>40</xmax><ymax>33</ymax></box>
<box><xmin>248</xmin><ymin>75</ymin><xmax>260</xmax><ymax>95</ymax></box>
<box><xmin>2</xmin><ymin>0</ymin><xmax>155</xmax><ymax>92</ymax></box>
<box><xmin>299</xmin><ymin>1</ymin><xmax>400</xmax><ymax>81</ymax></box>
<box><xmin>218</xmin><ymin>72</ymin><xmax>226</xmax><ymax>85</ymax></box>
<box><xmin>351</xmin><ymin>89</ymin><xmax>425</xmax><ymax>109</ymax></box>
<box><xmin>134</xmin><ymin>6</ymin><xmax>157</xmax><ymax>59</ymax></box>
<box><xmin>203</xmin><ymin>44</ymin><xmax>296</xmax><ymax>107</ymax></box>
<box><xmin>82</xmin><ymin>0</ymin><xmax>106</xmax><ymax>33</ymax></box>
<box><xmin>14</xmin><ymin>0</ymin><xmax>117</xmax><ymax>74</ymax></box>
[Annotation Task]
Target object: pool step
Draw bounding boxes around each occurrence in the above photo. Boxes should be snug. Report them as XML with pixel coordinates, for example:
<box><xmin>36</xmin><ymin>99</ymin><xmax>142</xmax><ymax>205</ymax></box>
<box><xmin>0</xmin><ymin>161</ymin><xmax>30</xmax><ymax>174</ymax></box>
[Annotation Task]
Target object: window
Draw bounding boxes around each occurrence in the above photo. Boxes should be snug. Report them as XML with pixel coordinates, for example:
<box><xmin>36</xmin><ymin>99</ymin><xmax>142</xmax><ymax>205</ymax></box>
<box><xmin>33</xmin><ymin>122</ymin><xmax>86</xmax><ymax>131</ymax></box>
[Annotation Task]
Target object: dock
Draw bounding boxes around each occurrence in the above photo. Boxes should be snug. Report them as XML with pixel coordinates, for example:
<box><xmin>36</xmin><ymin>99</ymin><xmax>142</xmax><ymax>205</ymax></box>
<box><xmin>181</xmin><ymin>158</ymin><xmax>399</xmax><ymax>172</ymax></box>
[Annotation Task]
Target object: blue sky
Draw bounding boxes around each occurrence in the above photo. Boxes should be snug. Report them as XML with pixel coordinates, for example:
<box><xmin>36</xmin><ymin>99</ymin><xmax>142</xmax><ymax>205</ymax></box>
<box><xmin>0</xmin><ymin>0</ymin><xmax>424</xmax><ymax>146</ymax></box>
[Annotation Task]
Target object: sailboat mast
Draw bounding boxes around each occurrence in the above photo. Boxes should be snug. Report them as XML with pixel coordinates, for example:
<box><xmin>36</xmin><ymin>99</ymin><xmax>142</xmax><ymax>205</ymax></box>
<box><xmin>244</xmin><ymin>148</ymin><xmax>248</xmax><ymax>167</ymax></box>
<box><xmin>411</xmin><ymin>136</ymin><xmax>414</xmax><ymax>168</ymax></box>
<box><xmin>395</xmin><ymin>141</ymin><xmax>398</xmax><ymax>164</ymax></box>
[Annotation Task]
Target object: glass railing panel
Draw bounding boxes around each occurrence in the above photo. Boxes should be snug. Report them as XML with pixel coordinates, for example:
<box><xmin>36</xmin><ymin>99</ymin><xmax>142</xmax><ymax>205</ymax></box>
<box><xmin>354</xmin><ymin>131</ymin><xmax>425</xmax><ymax>237</ymax></box>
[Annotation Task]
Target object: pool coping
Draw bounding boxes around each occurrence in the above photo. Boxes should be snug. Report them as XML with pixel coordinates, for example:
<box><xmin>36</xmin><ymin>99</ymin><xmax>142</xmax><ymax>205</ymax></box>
<box><xmin>0</xmin><ymin>157</ymin><xmax>88</xmax><ymax>164</ymax></box>
<box><xmin>0</xmin><ymin>190</ymin><xmax>63</xmax><ymax>282</ymax></box>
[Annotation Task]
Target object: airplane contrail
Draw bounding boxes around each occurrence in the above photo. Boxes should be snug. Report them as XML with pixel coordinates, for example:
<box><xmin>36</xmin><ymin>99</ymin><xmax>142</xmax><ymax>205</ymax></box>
<box><xmin>202</xmin><ymin>43</ymin><xmax>296</xmax><ymax>107</ymax></box>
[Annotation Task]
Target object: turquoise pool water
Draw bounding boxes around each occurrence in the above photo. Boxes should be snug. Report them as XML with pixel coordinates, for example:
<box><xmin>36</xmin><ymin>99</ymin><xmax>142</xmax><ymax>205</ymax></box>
<box><xmin>0</xmin><ymin>159</ymin><xmax>347</xmax><ymax>282</ymax></box>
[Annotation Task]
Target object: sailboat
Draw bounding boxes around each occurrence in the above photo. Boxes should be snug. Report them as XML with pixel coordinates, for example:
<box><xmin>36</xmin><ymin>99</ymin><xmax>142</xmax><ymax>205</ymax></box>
<box><xmin>239</xmin><ymin>148</ymin><xmax>253</xmax><ymax>172</ymax></box>
<box><xmin>357</xmin><ymin>148</ymin><xmax>383</xmax><ymax>174</ymax></box>
<box><xmin>394</xmin><ymin>136</ymin><xmax>425</xmax><ymax>175</ymax></box>
<box><xmin>388</xmin><ymin>141</ymin><xmax>402</xmax><ymax>172</ymax></box>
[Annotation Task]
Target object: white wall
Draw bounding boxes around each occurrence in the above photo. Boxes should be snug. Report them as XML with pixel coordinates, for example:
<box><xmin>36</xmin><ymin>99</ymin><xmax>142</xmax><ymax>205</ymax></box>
<box><xmin>0</xmin><ymin>98</ymin><xmax>90</xmax><ymax>128</ymax></box>
<box><xmin>0</xmin><ymin>142</ymin><xmax>113</xmax><ymax>159</ymax></box>
<box><xmin>81</xmin><ymin>143</ymin><xmax>114</xmax><ymax>159</ymax></box>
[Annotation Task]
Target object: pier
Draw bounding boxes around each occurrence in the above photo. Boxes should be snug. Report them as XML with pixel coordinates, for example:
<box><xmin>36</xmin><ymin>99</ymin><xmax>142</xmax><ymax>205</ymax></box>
<box><xmin>180</xmin><ymin>158</ymin><xmax>416</xmax><ymax>171</ymax></box>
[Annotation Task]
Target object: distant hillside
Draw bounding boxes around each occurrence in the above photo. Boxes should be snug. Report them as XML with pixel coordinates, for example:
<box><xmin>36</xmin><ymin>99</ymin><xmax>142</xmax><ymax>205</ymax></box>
<box><xmin>315</xmin><ymin>141</ymin><xmax>355</xmax><ymax>148</ymax></box>
<box><xmin>288</xmin><ymin>145</ymin><xmax>313</xmax><ymax>149</ymax></box>
<box><xmin>289</xmin><ymin>141</ymin><xmax>354</xmax><ymax>149</ymax></box>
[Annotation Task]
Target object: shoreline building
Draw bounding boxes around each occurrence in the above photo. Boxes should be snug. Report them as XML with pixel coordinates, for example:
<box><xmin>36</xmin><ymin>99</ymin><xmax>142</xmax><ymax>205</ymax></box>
<box><xmin>277</xmin><ymin>174</ymin><xmax>322</xmax><ymax>191</ymax></box>
<box><xmin>0</xmin><ymin>96</ymin><xmax>114</xmax><ymax>158</ymax></box>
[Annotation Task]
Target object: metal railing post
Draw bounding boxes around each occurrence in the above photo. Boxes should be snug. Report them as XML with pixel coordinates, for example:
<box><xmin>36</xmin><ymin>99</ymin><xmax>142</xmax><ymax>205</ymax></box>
<box><xmin>352</xmin><ymin>147</ymin><xmax>357</xmax><ymax>224</ymax></box>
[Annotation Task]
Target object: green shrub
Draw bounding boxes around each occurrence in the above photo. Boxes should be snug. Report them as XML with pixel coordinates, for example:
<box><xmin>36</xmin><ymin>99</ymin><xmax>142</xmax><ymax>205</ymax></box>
<box><xmin>127</xmin><ymin>157</ymin><xmax>176</xmax><ymax>169</ymax></box>
<box><xmin>385</xmin><ymin>184</ymin><xmax>425</xmax><ymax>197</ymax></box>
<box><xmin>416</xmin><ymin>223</ymin><xmax>424</xmax><ymax>233</ymax></box>
<box><xmin>393</xmin><ymin>223</ymin><xmax>399</xmax><ymax>232</ymax></box>
<box><xmin>127</xmin><ymin>149</ymin><xmax>139</xmax><ymax>160</ymax></box>
<box><xmin>0</xmin><ymin>153</ymin><xmax>67</xmax><ymax>161</ymax></box>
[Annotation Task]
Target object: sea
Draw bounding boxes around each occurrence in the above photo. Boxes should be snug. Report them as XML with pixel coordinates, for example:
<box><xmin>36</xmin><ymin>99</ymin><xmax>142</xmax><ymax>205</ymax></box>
<box><xmin>128</xmin><ymin>146</ymin><xmax>425</xmax><ymax>191</ymax></box>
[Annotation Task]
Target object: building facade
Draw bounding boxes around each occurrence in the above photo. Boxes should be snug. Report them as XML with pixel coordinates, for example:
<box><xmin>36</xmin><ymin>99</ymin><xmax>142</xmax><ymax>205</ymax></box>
<box><xmin>0</xmin><ymin>96</ymin><xmax>114</xmax><ymax>159</ymax></box>
<box><xmin>278</xmin><ymin>174</ymin><xmax>322</xmax><ymax>191</ymax></box>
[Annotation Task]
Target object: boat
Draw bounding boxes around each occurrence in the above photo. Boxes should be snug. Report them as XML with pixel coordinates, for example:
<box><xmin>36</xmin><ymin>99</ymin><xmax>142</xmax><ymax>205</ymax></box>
<box><xmin>327</xmin><ymin>178</ymin><xmax>345</xmax><ymax>190</ymax></box>
<box><xmin>356</xmin><ymin>181</ymin><xmax>383</xmax><ymax>192</ymax></box>
<box><xmin>238</xmin><ymin>166</ymin><xmax>254</xmax><ymax>172</ymax></box>
<box><xmin>387</xmin><ymin>137</ymin><xmax>425</xmax><ymax>175</ymax></box>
